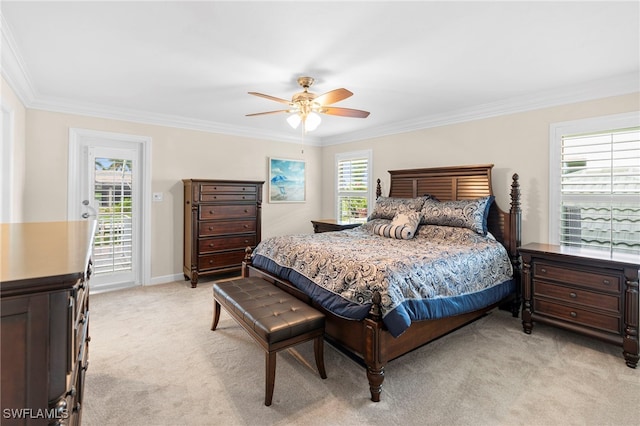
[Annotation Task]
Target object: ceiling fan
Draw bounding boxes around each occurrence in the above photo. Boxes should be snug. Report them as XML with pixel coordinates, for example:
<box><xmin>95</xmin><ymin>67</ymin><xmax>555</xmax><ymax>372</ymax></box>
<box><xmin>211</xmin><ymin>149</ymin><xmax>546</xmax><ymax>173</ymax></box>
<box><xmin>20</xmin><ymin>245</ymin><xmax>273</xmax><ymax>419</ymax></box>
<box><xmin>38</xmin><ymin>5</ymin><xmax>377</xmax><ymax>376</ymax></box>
<box><xmin>246</xmin><ymin>76</ymin><xmax>370</xmax><ymax>132</ymax></box>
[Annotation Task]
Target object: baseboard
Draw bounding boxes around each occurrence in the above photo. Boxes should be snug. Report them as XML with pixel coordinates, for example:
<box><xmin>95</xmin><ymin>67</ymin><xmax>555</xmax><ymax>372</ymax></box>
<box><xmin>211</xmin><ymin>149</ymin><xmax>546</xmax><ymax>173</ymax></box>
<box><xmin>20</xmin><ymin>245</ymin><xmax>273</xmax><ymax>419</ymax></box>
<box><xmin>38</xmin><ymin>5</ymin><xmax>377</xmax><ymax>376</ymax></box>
<box><xmin>149</xmin><ymin>273</ymin><xmax>185</xmax><ymax>286</ymax></box>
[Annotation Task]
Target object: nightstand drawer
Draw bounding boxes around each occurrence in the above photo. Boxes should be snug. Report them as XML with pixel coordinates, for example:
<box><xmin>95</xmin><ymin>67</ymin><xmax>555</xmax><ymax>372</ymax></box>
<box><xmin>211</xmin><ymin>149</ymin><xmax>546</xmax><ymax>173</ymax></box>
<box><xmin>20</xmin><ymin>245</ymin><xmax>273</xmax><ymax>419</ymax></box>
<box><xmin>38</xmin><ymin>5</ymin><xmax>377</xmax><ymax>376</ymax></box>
<box><xmin>533</xmin><ymin>281</ymin><xmax>620</xmax><ymax>313</ymax></box>
<box><xmin>534</xmin><ymin>262</ymin><xmax>620</xmax><ymax>293</ymax></box>
<box><xmin>534</xmin><ymin>299</ymin><xmax>621</xmax><ymax>334</ymax></box>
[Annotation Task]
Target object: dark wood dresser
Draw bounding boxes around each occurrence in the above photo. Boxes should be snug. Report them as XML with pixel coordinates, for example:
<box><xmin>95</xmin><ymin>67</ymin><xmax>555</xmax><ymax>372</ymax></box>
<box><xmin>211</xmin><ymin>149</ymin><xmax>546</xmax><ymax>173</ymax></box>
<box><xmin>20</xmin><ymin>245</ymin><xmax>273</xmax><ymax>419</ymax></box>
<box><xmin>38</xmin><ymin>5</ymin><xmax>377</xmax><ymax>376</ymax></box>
<box><xmin>183</xmin><ymin>179</ymin><xmax>264</xmax><ymax>287</ymax></box>
<box><xmin>519</xmin><ymin>243</ymin><xmax>639</xmax><ymax>368</ymax></box>
<box><xmin>1</xmin><ymin>221</ymin><xmax>96</xmax><ymax>425</ymax></box>
<box><xmin>311</xmin><ymin>219</ymin><xmax>361</xmax><ymax>233</ymax></box>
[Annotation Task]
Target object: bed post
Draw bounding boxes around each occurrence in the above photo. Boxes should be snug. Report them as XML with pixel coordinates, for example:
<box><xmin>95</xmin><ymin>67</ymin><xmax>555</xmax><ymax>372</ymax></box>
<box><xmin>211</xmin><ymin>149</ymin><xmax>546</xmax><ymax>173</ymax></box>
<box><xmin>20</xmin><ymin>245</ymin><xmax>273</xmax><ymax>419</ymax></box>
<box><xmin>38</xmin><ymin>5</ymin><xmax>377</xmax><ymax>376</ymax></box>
<box><xmin>365</xmin><ymin>292</ymin><xmax>384</xmax><ymax>402</ymax></box>
<box><xmin>509</xmin><ymin>173</ymin><xmax>522</xmax><ymax>317</ymax></box>
<box><xmin>376</xmin><ymin>178</ymin><xmax>382</xmax><ymax>199</ymax></box>
<box><xmin>242</xmin><ymin>246</ymin><xmax>253</xmax><ymax>278</ymax></box>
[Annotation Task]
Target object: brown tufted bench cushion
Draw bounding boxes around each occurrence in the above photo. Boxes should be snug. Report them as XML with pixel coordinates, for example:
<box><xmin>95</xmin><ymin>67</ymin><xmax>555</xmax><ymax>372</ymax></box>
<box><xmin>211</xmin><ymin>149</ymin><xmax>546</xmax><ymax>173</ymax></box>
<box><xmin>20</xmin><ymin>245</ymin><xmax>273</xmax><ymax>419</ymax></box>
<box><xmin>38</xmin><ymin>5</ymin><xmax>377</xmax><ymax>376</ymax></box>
<box><xmin>211</xmin><ymin>277</ymin><xmax>327</xmax><ymax>406</ymax></box>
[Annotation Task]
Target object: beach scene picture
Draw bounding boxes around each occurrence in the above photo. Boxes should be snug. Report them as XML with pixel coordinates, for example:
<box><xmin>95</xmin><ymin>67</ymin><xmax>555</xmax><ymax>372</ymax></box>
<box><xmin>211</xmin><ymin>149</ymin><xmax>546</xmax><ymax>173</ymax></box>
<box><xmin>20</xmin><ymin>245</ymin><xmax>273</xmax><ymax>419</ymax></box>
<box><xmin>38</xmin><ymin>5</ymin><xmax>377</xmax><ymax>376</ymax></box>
<box><xmin>269</xmin><ymin>158</ymin><xmax>305</xmax><ymax>202</ymax></box>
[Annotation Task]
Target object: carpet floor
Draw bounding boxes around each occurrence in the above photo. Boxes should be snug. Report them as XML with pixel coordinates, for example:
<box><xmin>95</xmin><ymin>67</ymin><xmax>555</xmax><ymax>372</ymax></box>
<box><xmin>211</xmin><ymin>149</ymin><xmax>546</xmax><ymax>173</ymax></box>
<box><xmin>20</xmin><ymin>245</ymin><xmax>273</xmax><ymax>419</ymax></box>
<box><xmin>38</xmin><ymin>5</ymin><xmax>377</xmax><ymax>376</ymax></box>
<box><xmin>82</xmin><ymin>279</ymin><xmax>639</xmax><ymax>426</ymax></box>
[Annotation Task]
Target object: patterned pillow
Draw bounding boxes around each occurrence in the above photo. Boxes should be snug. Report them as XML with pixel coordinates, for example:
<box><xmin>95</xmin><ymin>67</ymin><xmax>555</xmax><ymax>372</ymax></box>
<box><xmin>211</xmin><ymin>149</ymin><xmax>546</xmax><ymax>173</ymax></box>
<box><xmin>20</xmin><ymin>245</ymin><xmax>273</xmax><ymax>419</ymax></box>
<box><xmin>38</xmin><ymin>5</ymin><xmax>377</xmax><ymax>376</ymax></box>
<box><xmin>420</xmin><ymin>196</ymin><xmax>494</xmax><ymax>235</ymax></box>
<box><xmin>374</xmin><ymin>210</ymin><xmax>422</xmax><ymax>239</ymax></box>
<box><xmin>368</xmin><ymin>196</ymin><xmax>428</xmax><ymax>220</ymax></box>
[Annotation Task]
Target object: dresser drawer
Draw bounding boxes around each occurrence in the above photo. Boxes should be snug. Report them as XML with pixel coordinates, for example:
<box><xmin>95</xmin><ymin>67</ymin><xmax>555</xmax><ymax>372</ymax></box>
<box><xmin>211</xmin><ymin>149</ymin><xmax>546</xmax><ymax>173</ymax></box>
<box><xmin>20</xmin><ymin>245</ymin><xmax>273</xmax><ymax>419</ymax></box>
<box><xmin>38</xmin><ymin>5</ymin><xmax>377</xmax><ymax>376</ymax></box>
<box><xmin>534</xmin><ymin>262</ymin><xmax>620</xmax><ymax>294</ymax></box>
<box><xmin>199</xmin><ymin>204</ymin><xmax>257</xmax><ymax>220</ymax></box>
<box><xmin>533</xmin><ymin>280</ymin><xmax>620</xmax><ymax>314</ymax></box>
<box><xmin>201</xmin><ymin>193</ymin><xmax>257</xmax><ymax>202</ymax></box>
<box><xmin>198</xmin><ymin>250</ymin><xmax>247</xmax><ymax>271</ymax></box>
<box><xmin>199</xmin><ymin>235</ymin><xmax>256</xmax><ymax>254</ymax></box>
<box><xmin>534</xmin><ymin>299</ymin><xmax>621</xmax><ymax>334</ymax></box>
<box><xmin>200</xmin><ymin>183</ymin><xmax>257</xmax><ymax>194</ymax></box>
<box><xmin>199</xmin><ymin>220</ymin><xmax>256</xmax><ymax>236</ymax></box>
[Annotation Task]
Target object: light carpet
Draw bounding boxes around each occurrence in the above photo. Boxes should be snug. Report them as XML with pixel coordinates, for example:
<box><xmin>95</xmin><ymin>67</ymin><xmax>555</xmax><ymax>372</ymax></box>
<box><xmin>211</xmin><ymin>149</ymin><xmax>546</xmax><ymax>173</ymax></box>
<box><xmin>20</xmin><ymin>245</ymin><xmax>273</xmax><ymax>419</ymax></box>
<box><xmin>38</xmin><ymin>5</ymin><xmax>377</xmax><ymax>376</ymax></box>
<box><xmin>83</xmin><ymin>279</ymin><xmax>639</xmax><ymax>426</ymax></box>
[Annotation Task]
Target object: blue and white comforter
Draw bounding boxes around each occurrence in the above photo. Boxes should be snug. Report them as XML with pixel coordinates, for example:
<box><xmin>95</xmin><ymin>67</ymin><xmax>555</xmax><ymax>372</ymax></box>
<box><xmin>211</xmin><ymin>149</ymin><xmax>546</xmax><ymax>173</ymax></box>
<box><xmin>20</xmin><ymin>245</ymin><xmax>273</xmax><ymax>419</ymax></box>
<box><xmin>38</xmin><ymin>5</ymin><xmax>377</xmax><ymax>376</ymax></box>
<box><xmin>252</xmin><ymin>219</ymin><xmax>514</xmax><ymax>337</ymax></box>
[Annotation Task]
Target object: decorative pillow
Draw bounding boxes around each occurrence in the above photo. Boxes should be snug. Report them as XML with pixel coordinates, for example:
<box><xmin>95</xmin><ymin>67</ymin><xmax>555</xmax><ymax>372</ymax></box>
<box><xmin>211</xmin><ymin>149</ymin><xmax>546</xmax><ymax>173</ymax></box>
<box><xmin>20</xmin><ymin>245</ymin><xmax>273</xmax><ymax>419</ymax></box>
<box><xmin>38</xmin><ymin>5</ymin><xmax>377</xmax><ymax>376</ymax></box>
<box><xmin>419</xmin><ymin>195</ymin><xmax>494</xmax><ymax>235</ymax></box>
<box><xmin>368</xmin><ymin>196</ymin><xmax>427</xmax><ymax>220</ymax></box>
<box><xmin>373</xmin><ymin>210</ymin><xmax>422</xmax><ymax>239</ymax></box>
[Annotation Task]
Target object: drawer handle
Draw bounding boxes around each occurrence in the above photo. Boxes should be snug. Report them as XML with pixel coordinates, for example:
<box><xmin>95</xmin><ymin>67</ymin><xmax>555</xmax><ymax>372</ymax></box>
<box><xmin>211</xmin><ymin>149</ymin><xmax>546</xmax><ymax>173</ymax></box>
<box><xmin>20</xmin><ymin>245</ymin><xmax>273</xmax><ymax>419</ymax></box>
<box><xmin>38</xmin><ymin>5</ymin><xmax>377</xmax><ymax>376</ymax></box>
<box><xmin>209</xmin><ymin>260</ymin><xmax>214</xmax><ymax>264</ymax></box>
<box><xmin>569</xmin><ymin>292</ymin><xmax>577</xmax><ymax>299</ymax></box>
<box><xmin>242</xmin><ymin>196</ymin><xmax>246</xmax><ymax>199</ymax></box>
<box><xmin>209</xmin><ymin>210</ymin><xmax>214</xmax><ymax>214</ymax></box>
<box><xmin>213</xmin><ymin>196</ymin><xmax>217</xmax><ymax>199</ymax></box>
<box><xmin>244</xmin><ymin>209</ymin><xmax>248</xmax><ymax>213</ymax></box>
<box><xmin>244</xmin><ymin>225</ymin><xmax>249</xmax><ymax>228</ymax></box>
<box><xmin>242</xmin><ymin>187</ymin><xmax>246</xmax><ymax>191</ymax></box>
<box><xmin>208</xmin><ymin>227</ymin><xmax>213</xmax><ymax>231</ymax></box>
<box><xmin>570</xmin><ymin>311</ymin><xmax>577</xmax><ymax>318</ymax></box>
<box><xmin>603</xmin><ymin>279</ymin><xmax>610</xmax><ymax>285</ymax></box>
<box><xmin>245</xmin><ymin>240</ymin><xmax>249</xmax><ymax>244</ymax></box>
<box><xmin>209</xmin><ymin>243</ymin><xmax>215</xmax><ymax>248</ymax></box>
<box><xmin>540</xmin><ymin>268</ymin><xmax>547</xmax><ymax>273</ymax></box>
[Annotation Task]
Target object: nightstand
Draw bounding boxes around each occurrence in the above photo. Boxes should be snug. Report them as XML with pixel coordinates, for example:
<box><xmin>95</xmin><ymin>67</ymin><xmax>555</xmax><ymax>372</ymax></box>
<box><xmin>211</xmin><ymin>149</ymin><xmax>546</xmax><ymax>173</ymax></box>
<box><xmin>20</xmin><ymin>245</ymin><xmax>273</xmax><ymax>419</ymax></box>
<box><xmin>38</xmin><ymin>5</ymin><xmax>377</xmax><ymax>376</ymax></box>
<box><xmin>519</xmin><ymin>243</ymin><xmax>639</xmax><ymax>368</ymax></box>
<box><xmin>311</xmin><ymin>219</ymin><xmax>361</xmax><ymax>233</ymax></box>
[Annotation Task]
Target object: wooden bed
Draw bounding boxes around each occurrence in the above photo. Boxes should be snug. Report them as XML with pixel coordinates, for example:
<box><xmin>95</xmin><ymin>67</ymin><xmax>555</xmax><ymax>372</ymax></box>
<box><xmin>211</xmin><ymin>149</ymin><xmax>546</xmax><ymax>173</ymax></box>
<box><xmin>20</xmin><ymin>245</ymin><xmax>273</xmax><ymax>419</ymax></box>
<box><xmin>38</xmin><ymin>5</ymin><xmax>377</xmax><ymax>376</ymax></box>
<box><xmin>242</xmin><ymin>164</ymin><xmax>522</xmax><ymax>402</ymax></box>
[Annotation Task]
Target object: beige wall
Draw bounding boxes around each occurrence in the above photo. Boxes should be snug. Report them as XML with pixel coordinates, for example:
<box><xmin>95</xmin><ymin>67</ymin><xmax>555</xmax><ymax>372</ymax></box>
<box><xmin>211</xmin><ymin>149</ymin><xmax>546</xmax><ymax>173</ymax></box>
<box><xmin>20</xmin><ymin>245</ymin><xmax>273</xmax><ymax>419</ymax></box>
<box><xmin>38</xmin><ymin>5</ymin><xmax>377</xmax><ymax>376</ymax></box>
<box><xmin>23</xmin><ymin>109</ymin><xmax>321</xmax><ymax>281</ymax></box>
<box><xmin>12</xmin><ymin>88</ymin><xmax>640</xmax><ymax>283</ymax></box>
<box><xmin>321</xmin><ymin>93</ymin><xmax>640</xmax><ymax>246</ymax></box>
<box><xmin>1</xmin><ymin>76</ymin><xmax>27</xmax><ymax>222</ymax></box>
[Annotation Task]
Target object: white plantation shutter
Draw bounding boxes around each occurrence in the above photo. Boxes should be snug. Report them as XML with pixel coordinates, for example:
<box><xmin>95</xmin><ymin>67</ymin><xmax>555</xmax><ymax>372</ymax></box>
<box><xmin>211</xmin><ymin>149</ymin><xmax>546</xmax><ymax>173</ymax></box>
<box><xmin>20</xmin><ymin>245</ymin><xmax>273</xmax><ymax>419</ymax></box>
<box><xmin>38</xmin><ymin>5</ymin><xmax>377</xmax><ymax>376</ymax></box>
<box><xmin>93</xmin><ymin>159</ymin><xmax>134</xmax><ymax>275</ymax></box>
<box><xmin>336</xmin><ymin>151</ymin><xmax>372</xmax><ymax>223</ymax></box>
<box><xmin>557</xmin><ymin>126</ymin><xmax>640</xmax><ymax>254</ymax></box>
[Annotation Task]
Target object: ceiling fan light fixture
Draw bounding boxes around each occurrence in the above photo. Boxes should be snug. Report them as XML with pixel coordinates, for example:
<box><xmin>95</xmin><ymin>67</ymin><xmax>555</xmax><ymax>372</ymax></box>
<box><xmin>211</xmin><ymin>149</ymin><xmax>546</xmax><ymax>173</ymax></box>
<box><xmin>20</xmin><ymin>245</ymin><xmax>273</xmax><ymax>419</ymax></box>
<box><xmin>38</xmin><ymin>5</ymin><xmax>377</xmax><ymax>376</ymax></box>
<box><xmin>304</xmin><ymin>112</ymin><xmax>321</xmax><ymax>132</ymax></box>
<box><xmin>287</xmin><ymin>113</ymin><xmax>301</xmax><ymax>129</ymax></box>
<box><xmin>247</xmin><ymin>76</ymin><xmax>369</xmax><ymax>133</ymax></box>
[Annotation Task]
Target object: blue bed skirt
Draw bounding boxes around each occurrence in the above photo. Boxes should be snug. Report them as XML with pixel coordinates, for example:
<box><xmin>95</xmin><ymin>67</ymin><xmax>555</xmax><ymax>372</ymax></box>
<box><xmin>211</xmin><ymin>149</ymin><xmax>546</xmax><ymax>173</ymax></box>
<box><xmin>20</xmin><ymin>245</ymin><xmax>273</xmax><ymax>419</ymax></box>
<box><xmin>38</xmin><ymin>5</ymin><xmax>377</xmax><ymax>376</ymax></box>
<box><xmin>252</xmin><ymin>254</ymin><xmax>514</xmax><ymax>337</ymax></box>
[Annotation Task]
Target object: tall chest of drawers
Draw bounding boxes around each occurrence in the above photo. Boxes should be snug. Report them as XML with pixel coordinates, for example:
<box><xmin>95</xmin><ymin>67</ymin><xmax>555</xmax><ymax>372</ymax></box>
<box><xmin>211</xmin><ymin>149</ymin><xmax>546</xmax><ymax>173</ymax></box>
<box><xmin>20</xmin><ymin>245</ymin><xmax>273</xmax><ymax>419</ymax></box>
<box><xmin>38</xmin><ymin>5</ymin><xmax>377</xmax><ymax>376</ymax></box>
<box><xmin>1</xmin><ymin>221</ymin><xmax>96</xmax><ymax>425</ymax></box>
<box><xmin>519</xmin><ymin>243</ymin><xmax>639</xmax><ymax>368</ymax></box>
<box><xmin>183</xmin><ymin>179</ymin><xmax>264</xmax><ymax>287</ymax></box>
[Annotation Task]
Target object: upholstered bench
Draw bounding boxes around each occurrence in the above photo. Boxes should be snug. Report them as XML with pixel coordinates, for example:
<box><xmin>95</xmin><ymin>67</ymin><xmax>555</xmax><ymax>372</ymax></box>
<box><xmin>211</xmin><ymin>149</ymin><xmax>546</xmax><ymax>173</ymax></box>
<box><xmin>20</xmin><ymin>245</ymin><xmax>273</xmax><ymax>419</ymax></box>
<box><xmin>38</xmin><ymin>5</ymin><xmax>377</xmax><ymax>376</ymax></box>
<box><xmin>211</xmin><ymin>277</ymin><xmax>327</xmax><ymax>406</ymax></box>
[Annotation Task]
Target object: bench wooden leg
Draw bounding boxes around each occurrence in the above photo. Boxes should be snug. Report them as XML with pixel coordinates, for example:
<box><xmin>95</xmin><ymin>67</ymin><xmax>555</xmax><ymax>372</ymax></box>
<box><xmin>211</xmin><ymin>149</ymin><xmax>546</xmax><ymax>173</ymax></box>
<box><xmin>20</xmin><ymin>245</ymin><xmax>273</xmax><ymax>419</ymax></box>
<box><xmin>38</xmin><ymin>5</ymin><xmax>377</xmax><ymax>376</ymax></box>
<box><xmin>314</xmin><ymin>336</ymin><xmax>327</xmax><ymax>379</ymax></box>
<box><xmin>265</xmin><ymin>351</ymin><xmax>276</xmax><ymax>406</ymax></box>
<box><xmin>211</xmin><ymin>299</ymin><xmax>221</xmax><ymax>331</ymax></box>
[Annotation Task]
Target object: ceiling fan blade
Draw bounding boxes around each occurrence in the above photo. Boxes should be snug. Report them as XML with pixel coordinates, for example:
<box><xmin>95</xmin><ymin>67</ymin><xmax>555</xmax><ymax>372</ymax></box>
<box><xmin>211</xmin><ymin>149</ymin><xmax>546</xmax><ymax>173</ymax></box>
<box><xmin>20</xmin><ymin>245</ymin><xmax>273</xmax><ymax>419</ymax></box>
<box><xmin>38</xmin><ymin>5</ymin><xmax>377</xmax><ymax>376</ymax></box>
<box><xmin>248</xmin><ymin>92</ymin><xmax>291</xmax><ymax>105</ymax></box>
<box><xmin>245</xmin><ymin>109</ymin><xmax>290</xmax><ymax>117</ymax></box>
<box><xmin>314</xmin><ymin>88</ymin><xmax>353</xmax><ymax>106</ymax></box>
<box><xmin>320</xmin><ymin>106</ymin><xmax>370</xmax><ymax>118</ymax></box>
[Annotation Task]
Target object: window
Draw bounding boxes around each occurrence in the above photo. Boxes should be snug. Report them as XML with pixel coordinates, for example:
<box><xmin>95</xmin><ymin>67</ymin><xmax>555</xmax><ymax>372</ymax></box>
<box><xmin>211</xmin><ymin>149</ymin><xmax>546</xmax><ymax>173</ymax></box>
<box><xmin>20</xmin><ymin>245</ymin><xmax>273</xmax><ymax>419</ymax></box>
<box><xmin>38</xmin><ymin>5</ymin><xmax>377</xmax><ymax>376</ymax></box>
<box><xmin>550</xmin><ymin>112</ymin><xmax>640</xmax><ymax>255</ymax></box>
<box><xmin>336</xmin><ymin>150</ymin><xmax>372</xmax><ymax>223</ymax></box>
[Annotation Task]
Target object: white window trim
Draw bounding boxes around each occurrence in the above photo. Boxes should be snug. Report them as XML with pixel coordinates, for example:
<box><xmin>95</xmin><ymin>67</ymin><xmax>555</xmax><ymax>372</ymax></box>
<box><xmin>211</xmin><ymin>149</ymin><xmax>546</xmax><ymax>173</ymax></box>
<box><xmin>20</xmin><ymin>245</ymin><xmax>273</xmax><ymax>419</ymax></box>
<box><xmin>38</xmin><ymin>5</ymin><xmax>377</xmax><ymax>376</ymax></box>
<box><xmin>335</xmin><ymin>149</ymin><xmax>373</xmax><ymax>220</ymax></box>
<box><xmin>549</xmin><ymin>111</ymin><xmax>640</xmax><ymax>245</ymax></box>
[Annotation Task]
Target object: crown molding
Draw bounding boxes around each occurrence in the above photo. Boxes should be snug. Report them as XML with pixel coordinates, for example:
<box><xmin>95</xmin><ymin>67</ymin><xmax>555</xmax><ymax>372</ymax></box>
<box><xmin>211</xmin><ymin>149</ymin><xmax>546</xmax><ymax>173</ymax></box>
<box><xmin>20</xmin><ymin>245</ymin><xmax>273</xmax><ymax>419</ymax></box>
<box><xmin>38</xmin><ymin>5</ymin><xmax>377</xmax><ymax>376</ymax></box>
<box><xmin>0</xmin><ymin>13</ymin><xmax>37</xmax><ymax>106</ymax></box>
<box><xmin>322</xmin><ymin>72</ymin><xmax>640</xmax><ymax>146</ymax></box>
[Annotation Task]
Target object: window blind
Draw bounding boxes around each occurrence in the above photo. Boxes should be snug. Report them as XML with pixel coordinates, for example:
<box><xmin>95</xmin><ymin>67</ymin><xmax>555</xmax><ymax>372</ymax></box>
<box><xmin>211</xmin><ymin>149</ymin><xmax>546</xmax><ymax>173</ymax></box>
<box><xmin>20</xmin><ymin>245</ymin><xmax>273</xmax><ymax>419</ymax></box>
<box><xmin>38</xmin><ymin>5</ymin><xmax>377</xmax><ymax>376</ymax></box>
<box><xmin>559</xmin><ymin>127</ymin><xmax>640</xmax><ymax>254</ymax></box>
<box><xmin>337</xmin><ymin>155</ymin><xmax>369</xmax><ymax>223</ymax></box>
<box><xmin>93</xmin><ymin>158</ymin><xmax>134</xmax><ymax>275</ymax></box>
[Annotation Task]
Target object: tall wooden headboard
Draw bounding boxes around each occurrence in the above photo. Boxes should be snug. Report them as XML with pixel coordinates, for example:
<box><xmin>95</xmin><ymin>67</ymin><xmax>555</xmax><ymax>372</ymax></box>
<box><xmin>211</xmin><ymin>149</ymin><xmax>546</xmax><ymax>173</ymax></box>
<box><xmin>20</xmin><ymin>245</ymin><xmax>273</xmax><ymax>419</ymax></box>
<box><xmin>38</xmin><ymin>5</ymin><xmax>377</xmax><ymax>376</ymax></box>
<box><xmin>379</xmin><ymin>164</ymin><xmax>521</xmax><ymax>260</ymax></box>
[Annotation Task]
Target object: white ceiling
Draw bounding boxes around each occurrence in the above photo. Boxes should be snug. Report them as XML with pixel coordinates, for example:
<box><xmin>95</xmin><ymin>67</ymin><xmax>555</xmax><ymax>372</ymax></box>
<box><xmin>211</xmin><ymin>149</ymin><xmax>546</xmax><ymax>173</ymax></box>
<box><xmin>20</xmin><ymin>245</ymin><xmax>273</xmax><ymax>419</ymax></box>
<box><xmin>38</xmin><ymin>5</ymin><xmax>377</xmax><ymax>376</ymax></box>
<box><xmin>1</xmin><ymin>1</ymin><xmax>639</xmax><ymax>145</ymax></box>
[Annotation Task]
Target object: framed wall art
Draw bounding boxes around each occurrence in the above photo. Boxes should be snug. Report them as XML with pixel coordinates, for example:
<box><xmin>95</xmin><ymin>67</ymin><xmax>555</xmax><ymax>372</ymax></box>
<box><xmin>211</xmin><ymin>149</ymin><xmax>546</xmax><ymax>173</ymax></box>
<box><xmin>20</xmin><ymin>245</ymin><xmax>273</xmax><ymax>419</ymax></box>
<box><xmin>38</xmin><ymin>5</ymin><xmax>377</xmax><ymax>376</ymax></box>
<box><xmin>268</xmin><ymin>157</ymin><xmax>306</xmax><ymax>203</ymax></box>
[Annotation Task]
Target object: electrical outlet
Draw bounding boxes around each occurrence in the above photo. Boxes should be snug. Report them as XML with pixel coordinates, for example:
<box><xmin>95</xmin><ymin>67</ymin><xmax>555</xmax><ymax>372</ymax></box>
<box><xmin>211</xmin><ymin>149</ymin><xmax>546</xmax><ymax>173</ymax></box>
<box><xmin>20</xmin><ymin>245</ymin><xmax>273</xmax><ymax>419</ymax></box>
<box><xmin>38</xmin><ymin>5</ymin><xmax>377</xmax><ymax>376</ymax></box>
<box><xmin>152</xmin><ymin>192</ymin><xmax>163</xmax><ymax>202</ymax></box>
